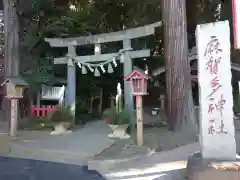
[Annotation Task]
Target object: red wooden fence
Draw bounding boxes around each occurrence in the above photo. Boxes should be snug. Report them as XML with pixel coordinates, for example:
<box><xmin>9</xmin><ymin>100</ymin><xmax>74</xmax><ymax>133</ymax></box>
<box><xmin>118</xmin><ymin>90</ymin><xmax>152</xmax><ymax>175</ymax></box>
<box><xmin>31</xmin><ymin>105</ymin><xmax>56</xmax><ymax>117</ymax></box>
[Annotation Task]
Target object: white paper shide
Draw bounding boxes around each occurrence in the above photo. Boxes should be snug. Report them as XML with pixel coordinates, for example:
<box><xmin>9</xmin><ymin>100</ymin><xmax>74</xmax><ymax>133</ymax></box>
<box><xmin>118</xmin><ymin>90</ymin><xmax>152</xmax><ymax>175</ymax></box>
<box><xmin>196</xmin><ymin>21</ymin><xmax>236</xmax><ymax>160</ymax></box>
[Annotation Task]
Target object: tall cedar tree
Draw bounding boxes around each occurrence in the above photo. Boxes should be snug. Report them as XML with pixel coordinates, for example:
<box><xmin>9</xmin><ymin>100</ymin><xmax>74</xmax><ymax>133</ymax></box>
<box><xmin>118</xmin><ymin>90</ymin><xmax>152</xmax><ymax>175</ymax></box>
<box><xmin>162</xmin><ymin>0</ymin><xmax>195</xmax><ymax>131</ymax></box>
<box><xmin>3</xmin><ymin>0</ymin><xmax>20</xmax><ymax>127</ymax></box>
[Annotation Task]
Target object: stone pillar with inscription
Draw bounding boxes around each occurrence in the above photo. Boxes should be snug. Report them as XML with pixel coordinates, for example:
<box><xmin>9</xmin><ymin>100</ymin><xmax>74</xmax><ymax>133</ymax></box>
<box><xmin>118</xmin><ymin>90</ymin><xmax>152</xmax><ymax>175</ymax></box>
<box><xmin>197</xmin><ymin>21</ymin><xmax>236</xmax><ymax>160</ymax></box>
<box><xmin>187</xmin><ymin>20</ymin><xmax>239</xmax><ymax>180</ymax></box>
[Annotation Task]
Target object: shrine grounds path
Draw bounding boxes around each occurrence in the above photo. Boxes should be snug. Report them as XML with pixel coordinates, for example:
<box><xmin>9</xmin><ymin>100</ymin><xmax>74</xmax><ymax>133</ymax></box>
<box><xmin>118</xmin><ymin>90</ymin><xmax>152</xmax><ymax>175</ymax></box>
<box><xmin>1</xmin><ymin>120</ymin><xmax>240</xmax><ymax>179</ymax></box>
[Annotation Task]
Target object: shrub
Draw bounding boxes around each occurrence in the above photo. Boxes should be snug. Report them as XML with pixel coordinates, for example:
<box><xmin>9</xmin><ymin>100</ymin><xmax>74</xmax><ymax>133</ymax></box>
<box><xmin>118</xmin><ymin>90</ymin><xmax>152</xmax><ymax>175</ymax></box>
<box><xmin>103</xmin><ymin>107</ymin><xmax>130</xmax><ymax>125</ymax></box>
<box><xmin>37</xmin><ymin>117</ymin><xmax>56</xmax><ymax>129</ymax></box>
<box><xmin>21</xmin><ymin>116</ymin><xmax>56</xmax><ymax>130</ymax></box>
<box><xmin>50</xmin><ymin>105</ymin><xmax>74</xmax><ymax>123</ymax></box>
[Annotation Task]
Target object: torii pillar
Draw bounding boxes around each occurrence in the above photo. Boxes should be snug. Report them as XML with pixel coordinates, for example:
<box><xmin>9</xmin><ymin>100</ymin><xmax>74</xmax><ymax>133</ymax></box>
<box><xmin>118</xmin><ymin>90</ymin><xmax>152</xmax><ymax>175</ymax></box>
<box><xmin>123</xmin><ymin>39</ymin><xmax>134</xmax><ymax>118</ymax></box>
<box><xmin>66</xmin><ymin>46</ymin><xmax>76</xmax><ymax>122</ymax></box>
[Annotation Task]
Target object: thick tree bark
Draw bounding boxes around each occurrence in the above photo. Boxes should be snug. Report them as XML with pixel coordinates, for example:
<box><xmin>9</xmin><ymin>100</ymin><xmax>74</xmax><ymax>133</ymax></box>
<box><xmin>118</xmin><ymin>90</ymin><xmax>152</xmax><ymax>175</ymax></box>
<box><xmin>4</xmin><ymin>0</ymin><xmax>19</xmax><ymax>76</ymax></box>
<box><xmin>3</xmin><ymin>0</ymin><xmax>20</xmax><ymax>128</ymax></box>
<box><xmin>162</xmin><ymin>0</ymin><xmax>195</xmax><ymax>131</ymax></box>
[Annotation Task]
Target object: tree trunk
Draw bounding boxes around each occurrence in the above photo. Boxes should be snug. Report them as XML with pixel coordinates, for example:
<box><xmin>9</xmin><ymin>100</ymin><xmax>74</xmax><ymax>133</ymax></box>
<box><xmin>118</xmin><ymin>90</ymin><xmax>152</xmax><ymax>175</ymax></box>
<box><xmin>4</xmin><ymin>0</ymin><xmax>19</xmax><ymax>76</ymax></box>
<box><xmin>162</xmin><ymin>0</ymin><xmax>195</xmax><ymax>132</ymax></box>
<box><xmin>3</xmin><ymin>0</ymin><xmax>20</xmax><ymax>128</ymax></box>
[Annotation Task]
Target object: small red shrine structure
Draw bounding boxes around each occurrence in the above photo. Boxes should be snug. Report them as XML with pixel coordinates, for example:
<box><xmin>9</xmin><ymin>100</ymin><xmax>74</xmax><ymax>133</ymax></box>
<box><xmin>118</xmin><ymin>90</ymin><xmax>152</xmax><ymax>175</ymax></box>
<box><xmin>124</xmin><ymin>68</ymin><xmax>149</xmax><ymax>96</ymax></box>
<box><xmin>124</xmin><ymin>68</ymin><xmax>149</xmax><ymax>146</ymax></box>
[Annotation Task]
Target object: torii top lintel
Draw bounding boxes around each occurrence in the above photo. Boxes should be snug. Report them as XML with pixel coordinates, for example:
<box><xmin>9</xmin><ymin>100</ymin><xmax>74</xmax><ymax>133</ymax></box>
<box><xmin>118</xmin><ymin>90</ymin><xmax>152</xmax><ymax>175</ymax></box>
<box><xmin>45</xmin><ymin>21</ymin><xmax>162</xmax><ymax>47</ymax></box>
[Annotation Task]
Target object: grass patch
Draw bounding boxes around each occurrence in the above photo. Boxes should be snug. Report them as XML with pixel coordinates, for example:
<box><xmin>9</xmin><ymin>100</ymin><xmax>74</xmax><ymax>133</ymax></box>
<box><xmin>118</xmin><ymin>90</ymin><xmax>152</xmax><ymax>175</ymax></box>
<box><xmin>20</xmin><ymin>117</ymin><xmax>57</xmax><ymax>130</ymax></box>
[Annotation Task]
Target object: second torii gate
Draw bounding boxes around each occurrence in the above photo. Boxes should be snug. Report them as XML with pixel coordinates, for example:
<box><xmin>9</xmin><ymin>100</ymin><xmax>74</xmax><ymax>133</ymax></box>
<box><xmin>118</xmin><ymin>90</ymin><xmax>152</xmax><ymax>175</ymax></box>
<box><xmin>45</xmin><ymin>21</ymin><xmax>162</xmax><ymax>120</ymax></box>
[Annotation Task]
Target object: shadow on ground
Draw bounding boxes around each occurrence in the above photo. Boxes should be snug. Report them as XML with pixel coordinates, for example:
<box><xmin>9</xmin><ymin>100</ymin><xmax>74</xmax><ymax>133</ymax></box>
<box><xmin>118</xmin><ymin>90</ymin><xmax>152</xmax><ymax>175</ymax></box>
<box><xmin>0</xmin><ymin>156</ymin><xmax>106</xmax><ymax>180</ymax></box>
<box><xmin>94</xmin><ymin>143</ymin><xmax>200</xmax><ymax>180</ymax></box>
<box><xmin>103</xmin><ymin>161</ymin><xmax>186</xmax><ymax>180</ymax></box>
<box><xmin>107</xmin><ymin>169</ymin><xmax>186</xmax><ymax>180</ymax></box>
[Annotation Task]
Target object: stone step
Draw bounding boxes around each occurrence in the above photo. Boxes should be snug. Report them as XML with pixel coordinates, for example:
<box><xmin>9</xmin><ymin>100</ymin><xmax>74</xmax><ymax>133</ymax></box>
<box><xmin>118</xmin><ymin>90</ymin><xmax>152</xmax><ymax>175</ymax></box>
<box><xmin>88</xmin><ymin>155</ymin><xmax>142</xmax><ymax>172</ymax></box>
<box><xmin>88</xmin><ymin>141</ymin><xmax>148</xmax><ymax>172</ymax></box>
<box><xmin>88</xmin><ymin>143</ymin><xmax>200</xmax><ymax>173</ymax></box>
<box><xmin>88</xmin><ymin>144</ymin><xmax>148</xmax><ymax>172</ymax></box>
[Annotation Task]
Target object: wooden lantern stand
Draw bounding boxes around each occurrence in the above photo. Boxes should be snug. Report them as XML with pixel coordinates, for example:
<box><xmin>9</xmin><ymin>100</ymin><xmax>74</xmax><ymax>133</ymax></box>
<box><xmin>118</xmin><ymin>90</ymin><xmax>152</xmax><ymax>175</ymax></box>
<box><xmin>125</xmin><ymin>68</ymin><xmax>149</xmax><ymax>146</ymax></box>
<box><xmin>136</xmin><ymin>94</ymin><xmax>143</xmax><ymax>146</ymax></box>
<box><xmin>1</xmin><ymin>77</ymin><xmax>28</xmax><ymax>137</ymax></box>
<box><xmin>10</xmin><ymin>99</ymin><xmax>18</xmax><ymax>137</ymax></box>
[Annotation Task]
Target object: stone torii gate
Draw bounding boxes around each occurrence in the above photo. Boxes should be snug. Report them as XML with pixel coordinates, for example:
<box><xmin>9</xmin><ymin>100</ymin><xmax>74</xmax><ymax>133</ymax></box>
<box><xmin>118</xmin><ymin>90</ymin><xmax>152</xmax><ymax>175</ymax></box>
<box><xmin>45</xmin><ymin>21</ymin><xmax>162</xmax><ymax>119</ymax></box>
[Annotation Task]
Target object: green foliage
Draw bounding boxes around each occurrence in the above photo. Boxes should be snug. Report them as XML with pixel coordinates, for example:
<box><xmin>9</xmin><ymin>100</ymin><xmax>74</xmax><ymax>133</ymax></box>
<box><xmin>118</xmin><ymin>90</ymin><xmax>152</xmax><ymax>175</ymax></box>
<box><xmin>33</xmin><ymin>57</ymin><xmax>53</xmax><ymax>83</ymax></box>
<box><xmin>50</xmin><ymin>105</ymin><xmax>74</xmax><ymax>123</ymax></box>
<box><xmin>103</xmin><ymin>107</ymin><xmax>117</xmax><ymax>123</ymax></box>
<box><xmin>14</xmin><ymin>0</ymin><xmax>229</xmax><ymax>99</ymax></box>
<box><xmin>17</xmin><ymin>0</ymin><xmax>163</xmax><ymax>86</ymax></box>
<box><xmin>17</xmin><ymin>0</ymin><xmax>63</xmax><ymax>89</ymax></box>
<box><xmin>103</xmin><ymin>107</ymin><xmax>130</xmax><ymax>125</ymax></box>
<box><xmin>21</xmin><ymin>116</ymin><xmax>56</xmax><ymax>130</ymax></box>
<box><xmin>76</xmin><ymin>97</ymin><xmax>89</xmax><ymax>114</ymax></box>
<box><xmin>36</xmin><ymin>116</ymin><xmax>56</xmax><ymax>129</ymax></box>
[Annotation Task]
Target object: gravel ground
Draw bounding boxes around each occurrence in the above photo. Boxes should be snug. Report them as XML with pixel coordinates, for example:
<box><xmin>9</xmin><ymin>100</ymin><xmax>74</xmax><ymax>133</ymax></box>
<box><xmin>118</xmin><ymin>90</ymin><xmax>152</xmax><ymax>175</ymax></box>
<box><xmin>94</xmin><ymin>119</ymin><xmax>240</xmax><ymax>161</ymax></box>
<box><xmin>0</xmin><ymin>156</ymin><xmax>106</xmax><ymax>180</ymax></box>
<box><xmin>93</xmin><ymin>126</ymin><xmax>197</xmax><ymax>161</ymax></box>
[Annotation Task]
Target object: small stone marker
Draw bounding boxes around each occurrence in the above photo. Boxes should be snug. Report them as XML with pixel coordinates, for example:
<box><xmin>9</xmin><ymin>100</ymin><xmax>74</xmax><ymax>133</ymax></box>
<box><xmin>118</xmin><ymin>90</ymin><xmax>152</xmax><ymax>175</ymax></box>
<box><xmin>196</xmin><ymin>20</ymin><xmax>236</xmax><ymax>160</ymax></box>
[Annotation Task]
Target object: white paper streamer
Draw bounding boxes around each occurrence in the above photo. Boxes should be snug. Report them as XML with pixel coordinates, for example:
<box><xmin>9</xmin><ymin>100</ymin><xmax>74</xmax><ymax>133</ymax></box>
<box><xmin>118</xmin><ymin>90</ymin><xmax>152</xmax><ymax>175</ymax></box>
<box><xmin>113</xmin><ymin>58</ymin><xmax>117</xmax><ymax>67</ymax></box>
<box><xmin>107</xmin><ymin>63</ymin><xmax>114</xmax><ymax>73</ymax></box>
<box><xmin>100</xmin><ymin>65</ymin><xmax>105</xmax><ymax>73</ymax></box>
<box><xmin>82</xmin><ymin>66</ymin><xmax>87</xmax><ymax>74</ymax></box>
<box><xmin>88</xmin><ymin>65</ymin><xmax>94</xmax><ymax>72</ymax></box>
<box><xmin>94</xmin><ymin>68</ymin><xmax>100</xmax><ymax>76</ymax></box>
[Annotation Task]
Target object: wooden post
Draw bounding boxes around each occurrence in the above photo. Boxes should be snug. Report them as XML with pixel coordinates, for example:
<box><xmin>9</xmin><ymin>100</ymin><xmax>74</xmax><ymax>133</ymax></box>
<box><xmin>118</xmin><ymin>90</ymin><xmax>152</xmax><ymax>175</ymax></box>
<box><xmin>136</xmin><ymin>95</ymin><xmax>143</xmax><ymax>146</ymax></box>
<box><xmin>67</xmin><ymin>46</ymin><xmax>76</xmax><ymax>122</ymax></box>
<box><xmin>10</xmin><ymin>99</ymin><xmax>17</xmax><ymax>137</ymax></box>
<box><xmin>159</xmin><ymin>94</ymin><xmax>165</xmax><ymax>110</ymax></box>
<box><xmin>123</xmin><ymin>39</ymin><xmax>134</xmax><ymax>130</ymax></box>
